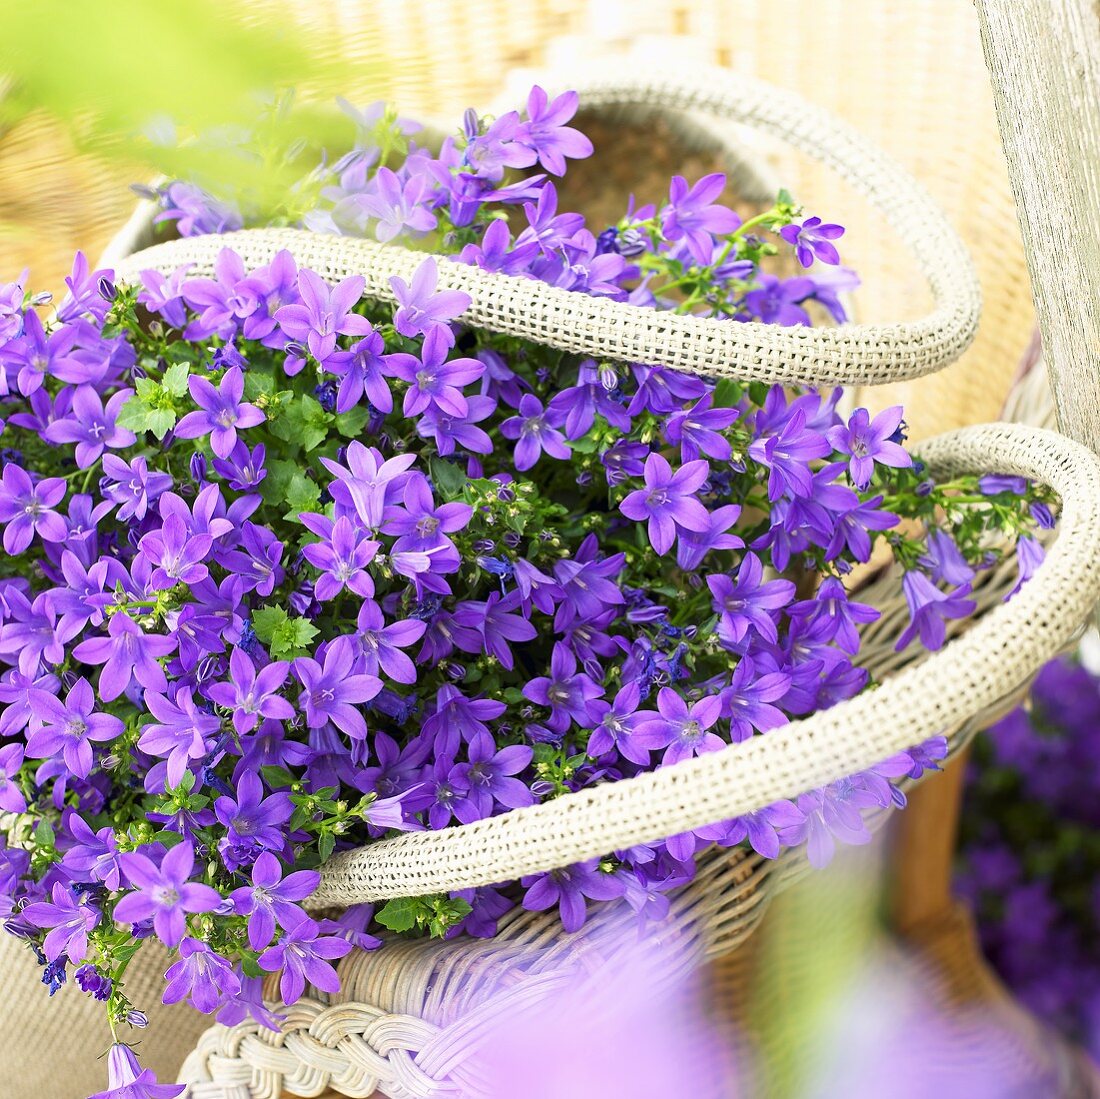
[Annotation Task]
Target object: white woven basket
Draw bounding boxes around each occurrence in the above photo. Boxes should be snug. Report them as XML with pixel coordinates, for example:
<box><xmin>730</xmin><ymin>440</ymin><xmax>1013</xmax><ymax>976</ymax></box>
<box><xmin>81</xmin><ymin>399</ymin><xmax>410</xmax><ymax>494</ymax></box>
<box><xmin>96</xmin><ymin>69</ymin><xmax>1100</xmax><ymax>1099</ymax></box>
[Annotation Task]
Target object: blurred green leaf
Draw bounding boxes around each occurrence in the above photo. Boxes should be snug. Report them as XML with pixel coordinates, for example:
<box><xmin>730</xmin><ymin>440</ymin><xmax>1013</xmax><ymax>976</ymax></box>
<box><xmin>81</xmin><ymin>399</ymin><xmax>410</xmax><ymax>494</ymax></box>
<box><xmin>0</xmin><ymin>0</ymin><xmax>378</xmax><ymax>210</ymax></box>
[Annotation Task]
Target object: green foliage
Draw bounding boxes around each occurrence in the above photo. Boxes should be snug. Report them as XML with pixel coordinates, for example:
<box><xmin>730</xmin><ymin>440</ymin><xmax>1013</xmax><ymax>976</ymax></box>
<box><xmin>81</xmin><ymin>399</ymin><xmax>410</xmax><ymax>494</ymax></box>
<box><xmin>116</xmin><ymin>365</ymin><xmax>191</xmax><ymax>440</ymax></box>
<box><xmin>252</xmin><ymin>606</ymin><xmax>319</xmax><ymax>660</ymax></box>
<box><xmin>375</xmin><ymin>895</ymin><xmax>473</xmax><ymax>938</ymax></box>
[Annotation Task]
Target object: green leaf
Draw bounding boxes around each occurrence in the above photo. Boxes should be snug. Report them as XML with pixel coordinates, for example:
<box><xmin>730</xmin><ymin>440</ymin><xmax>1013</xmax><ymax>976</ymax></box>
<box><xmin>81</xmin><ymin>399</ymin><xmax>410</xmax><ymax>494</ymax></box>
<box><xmin>712</xmin><ymin>378</ymin><xmax>742</xmax><ymax>408</ymax></box>
<box><xmin>239</xmin><ymin>953</ymin><xmax>264</xmax><ymax>979</ymax></box>
<box><xmin>317</xmin><ymin>830</ymin><xmax>335</xmax><ymax>863</ymax></box>
<box><xmin>161</xmin><ymin>361</ymin><xmax>190</xmax><ymax>397</ymax></box>
<box><xmin>243</xmin><ymin>368</ymin><xmax>277</xmax><ymax>402</ymax></box>
<box><xmin>275</xmin><ymin>617</ymin><xmax>319</xmax><ymax>660</ymax></box>
<box><xmin>251</xmin><ymin>606</ymin><xmax>289</xmax><ymax>645</ymax></box>
<box><xmin>375</xmin><ymin>897</ymin><xmax>420</xmax><ymax>934</ymax></box>
<box><xmin>116</xmin><ymin>393</ymin><xmax>178</xmax><ymax>440</ymax></box>
<box><xmin>34</xmin><ymin>817</ymin><xmax>55</xmax><ymax>848</ymax></box>
<box><xmin>269</xmin><ymin>393</ymin><xmax>331</xmax><ymax>452</ymax></box>
<box><xmin>334</xmin><ymin>404</ymin><xmax>370</xmax><ymax>439</ymax></box>
<box><xmin>430</xmin><ymin>457</ymin><xmax>465</xmax><ymax>498</ymax></box>
<box><xmin>261</xmin><ymin>765</ymin><xmax>297</xmax><ymax>789</ymax></box>
<box><xmin>134</xmin><ymin>375</ymin><xmax>160</xmax><ymax>402</ymax></box>
<box><xmin>282</xmin><ymin>472</ymin><xmax>322</xmax><ymax>523</ymax></box>
<box><xmin>252</xmin><ymin>605</ymin><xmax>320</xmax><ymax>660</ymax></box>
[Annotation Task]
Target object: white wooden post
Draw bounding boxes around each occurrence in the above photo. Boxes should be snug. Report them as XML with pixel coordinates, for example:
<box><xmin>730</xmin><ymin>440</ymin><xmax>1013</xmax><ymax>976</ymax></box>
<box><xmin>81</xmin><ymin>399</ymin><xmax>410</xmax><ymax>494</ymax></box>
<box><xmin>972</xmin><ymin>0</ymin><xmax>1100</xmax><ymax>453</ymax></box>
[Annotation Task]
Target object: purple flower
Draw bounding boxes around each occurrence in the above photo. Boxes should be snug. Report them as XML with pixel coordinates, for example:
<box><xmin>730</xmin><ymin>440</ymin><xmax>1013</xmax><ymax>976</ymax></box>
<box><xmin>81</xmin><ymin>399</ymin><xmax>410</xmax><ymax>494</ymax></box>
<box><xmin>25</xmin><ymin>676</ymin><xmax>123</xmax><ymax>779</ymax></box>
<box><xmin>788</xmin><ymin>577</ymin><xmax>879</xmax><ymax>655</ymax></box>
<box><xmin>779</xmin><ymin>784</ymin><xmax>874</xmax><ymax>869</ymax></box>
<box><xmin>174</xmin><ymin>366</ymin><xmax>265</xmax><ymax>459</ymax></box>
<box><xmin>301</xmin><ymin>514</ymin><xmax>379</xmax><ymax>600</ymax></box>
<box><xmin>663</xmin><ymin>394</ymin><xmax>740</xmax><ymax>462</ymax></box>
<box><xmin>23</xmin><ymin>883</ymin><xmax>98</xmax><ymax>964</ymax></box>
<box><xmin>422</xmin><ymin>685</ymin><xmax>506</xmax><ymax>757</ymax></box>
<box><xmin>321</xmin><ymin>442</ymin><xmax>417</xmax><ymax>530</ymax></box>
<box><xmin>551</xmin><ymin>536</ymin><xmax>624</xmax><ymax>629</ymax></box>
<box><xmin>743</xmin><ymin>275</ymin><xmax>815</xmax><ymax>326</ymax></box>
<box><xmin>180</xmin><ymin>247</ymin><xmax>247</xmax><ymax>340</ymax></box>
<box><xmin>895</xmin><ymin>571</ymin><xmax>977</xmax><ymax>652</ymax></box>
<box><xmin>205</xmin><ymin>648</ymin><xmax>293</xmax><ymax>734</ymax></box>
<box><xmin>211</xmin><ymin>440</ymin><xmax>267</xmax><ymax>491</ymax></box>
<box><xmin>826</xmin><ymin>406</ymin><xmax>911</xmax><ymax>489</ymax></box>
<box><xmin>159</xmin><ymin>180</ymin><xmax>242</xmax><ymax>237</ymax></box>
<box><xmin>0</xmin><ymin>743</ymin><xmax>26</xmax><ymax>812</ymax></box>
<box><xmin>101</xmin><ymin>454</ymin><xmax>173</xmax><ymax>522</ymax></box>
<box><xmin>718</xmin><ymin>656</ymin><xmax>791</xmax><ymax>742</ymax></box>
<box><xmin>634</xmin><ymin>688</ymin><xmax>725</xmax><ymax>766</ymax></box>
<box><xmin>660</xmin><ymin>174</ymin><xmax>740</xmax><ymax>264</ymax></box>
<box><xmin>500</xmin><ymin>394</ymin><xmax>570</xmax><ymax>471</ymax></box>
<box><xmin>523</xmin><ymin>642</ymin><xmax>603</xmax><ymax>734</ymax></box>
<box><xmin>382</xmin><ymin>472</ymin><xmax>471</xmax><ymax>568</ymax></box>
<box><xmin>387</xmin><ymin>327</ymin><xmax>484</xmax><ymax>418</ymax></box>
<box><xmin>920</xmin><ymin>529</ymin><xmax>975</xmax><ymax>586</ymax></box>
<box><xmin>326</xmin><ymin>328</ymin><xmax>395</xmax><ymax>414</ymax></box>
<box><xmin>137</xmin><ymin>685</ymin><xmax>222</xmax><ymax>787</ymax></box>
<box><xmin>707</xmin><ymin>553</ymin><xmax>795</xmax><ymax>648</ymax></box>
<box><xmin>358</xmin><ymin>167</ymin><xmax>438</xmax><ymax>243</ymax></box>
<box><xmin>62</xmin><ymin>812</ymin><xmax>124</xmax><ymax>889</ymax></box>
<box><xmin>452</xmin><ymin>591</ymin><xmax>537</xmax><ymax>670</ymax></box>
<box><xmin>0</xmin><ymin>272</ymin><xmax>25</xmax><ymax>342</ymax></box>
<box><xmin>42</xmin><ymin>385</ymin><xmax>136</xmax><ymax>467</ymax></box>
<box><xmin>230</xmin><ymin>851</ymin><xmax>320</xmax><ymax>951</ymax></box>
<box><xmin>780</xmin><ymin>216</ymin><xmax>845</xmax><ymax>268</ymax></box>
<box><xmin>517</xmin><ymin>181</ymin><xmax>584</xmax><ymax>250</ymax></box>
<box><xmin>619</xmin><ymin>453</ymin><xmax>710</xmax><ymax>556</ymax></box>
<box><xmin>459</xmin><ymin>217</ymin><xmax>539</xmax><ymax>275</ymax></box>
<box><xmin>114</xmin><ymin>841</ymin><xmax>222</xmax><ymax>947</ymax></box>
<box><xmin>274</xmin><ymin>268</ymin><xmax>373</xmax><ymax>364</ymax></box>
<box><xmin>0</xmin><ymin>309</ymin><xmax>84</xmax><ymax>395</ymax></box>
<box><xmin>722</xmin><ymin>800</ymin><xmax>806</xmax><ymax>860</ymax></box>
<box><xmin>294</xmin><ymin>637</ymin><xmax>383</xmax><ymax>739</ymax></box>
<box><xmin>417</xmin><ymin>394</ymin><xmax>496</xmax><ymax>456</ymax></box>
<box><xmin>138</xmin><ymin>514</ymin><xmax>213</xmax><ymax>590</ymax></box>
<box><xmin>450</xmin><ymin>730</ymin><xmax>534</xmax><ymax>822</ymax></box>
<box><xmin>163</xmin><ymin>938</ymin><xmax>240</xmax><ymax>1014</ymax></box>
<box><xmin>391</xmin><ymin>258</ymin><xmax>473</xmax><ymax>341</ymax></box>
<box><xmin>75</xmin><ymin>964</ymin><xmax>113</xmax><ymax>1001</ymax></box>
<box><xmin>548</xmin><ymin>360</ymin><xmax>631</xmax><ymax>440</ymax></box>
<box><xmin>73</xmin><ymin>614</ymin><xmax>176</xmax><ymax>702</ymax></box>
<box><xmin>57</xmin><ymin>252</ymin><xmax>114</xmax><ymax>324</ymax></box>
<box><xmin>979</xmin><ymin>474</ymin><xmax>1028</xmax><ymax>496</ymax></box>
<box><xmin>521</xmin><ymin>860</ymin><xmax>624</xmax><ymax>933</ymax></box>
<box><xmin>258</xmin><ymin>915</ymin><xmax>353</xmax><ymax>1006</ymax></box>
<box><xmin>586</xmin><ymin>683</ymin><xmax>652</xmax><ymax>766</ymax></box>
<box><xmin>748</xmin><ymin>408</ymin><xmax>832</xmax><ymax>499</ymax></box>
<box><xmin>675</xmin><ymin>504</ymin><xmax>744</xmax><ymax>572</ymax></box>
<box><xmin>214</xmin><ymin>772</ymin><xmax>293</xmax><ymax>871</ymax></box>
<box><xmin>1012</xmin><ymin>534</ymin><xmax>1045</xmax><ymax>596</ymax></box>
<box><xmin>0</xmin><ymin>463</ymin><xmax>67</xmax><ymax>553</ymax></box>
<box><xmin>88</xmin><ymin>1043</ymin><xmax>185</xmax><ymax>1099</ymax></box>
<box><xmin>514</xmin><ymin>86</ymin><xmax>593</xmax><ymax>175</ymax></box>
<box><xmin>354</xmin><ymin>602</ymin><xmax>426</xmax><ymax>684</ymax></box>
<box><xmin>0</xmin><ymin>590</ymin><xmax>78</xmax><ymax>677</ymax></box>
<box><xmin>138</xmin><ymin>266</ymin><xmax>191</xmax><ymax>330</ymax></box>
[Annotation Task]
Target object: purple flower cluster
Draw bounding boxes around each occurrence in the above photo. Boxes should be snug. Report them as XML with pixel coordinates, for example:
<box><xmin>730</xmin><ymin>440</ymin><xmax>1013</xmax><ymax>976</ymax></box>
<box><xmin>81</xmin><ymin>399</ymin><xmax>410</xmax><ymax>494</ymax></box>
<box><xmin>0</xmin><ymin>87</ymin><xmax>1045</xmax><ymax>1095</ymax></box>
<box><xmin>957</xmin><ymin>656</ymin><xmax>1100</xmax><ymax>1055</ymax></box>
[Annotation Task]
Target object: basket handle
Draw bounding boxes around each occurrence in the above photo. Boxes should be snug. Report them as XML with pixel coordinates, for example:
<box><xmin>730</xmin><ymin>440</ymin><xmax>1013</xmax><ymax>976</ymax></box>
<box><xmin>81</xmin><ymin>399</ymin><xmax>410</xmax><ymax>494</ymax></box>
<box><xmin>114</xmin><ymin>67</ymin><xmax>979</xmax><ymax>387</ymax></box>
<box><xmin>279</xmin><ymin>424</ymin><xmax>1100</xmax><ymax>905</ymax></box>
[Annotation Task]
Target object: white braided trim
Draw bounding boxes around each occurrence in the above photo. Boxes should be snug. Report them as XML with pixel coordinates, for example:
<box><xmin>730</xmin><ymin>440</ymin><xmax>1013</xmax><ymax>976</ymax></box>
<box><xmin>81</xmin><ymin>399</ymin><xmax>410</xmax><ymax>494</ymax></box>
<box><xmin>280</xmin><ymin>423</ymin><xmax>1100</xmax><ymax>905</ymax></box>
<box><xmin>113</xmin><ymin>70</ymin><xmax>980</xmax><ymax>387</ymax></box>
